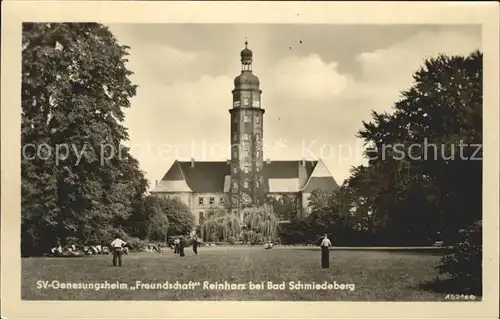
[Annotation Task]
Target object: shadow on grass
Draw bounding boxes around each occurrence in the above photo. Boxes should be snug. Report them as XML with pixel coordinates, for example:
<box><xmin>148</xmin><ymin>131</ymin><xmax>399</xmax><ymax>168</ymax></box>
<box><xmin>419</xmin><ymin>277</ymin><xmax>482</xmax><ymax>297</ymax></box>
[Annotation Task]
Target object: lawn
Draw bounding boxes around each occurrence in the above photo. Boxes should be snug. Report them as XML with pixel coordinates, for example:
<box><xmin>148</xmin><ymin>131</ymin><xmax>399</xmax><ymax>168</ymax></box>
<box><xmin>22</xmin><ymin>246</ymin><xmax>462</xmax><ymax>301</ymax></box>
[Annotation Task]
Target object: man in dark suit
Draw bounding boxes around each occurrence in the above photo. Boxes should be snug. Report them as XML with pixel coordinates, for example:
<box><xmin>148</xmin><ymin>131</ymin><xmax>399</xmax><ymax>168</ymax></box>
<box><xmin>179</xmin><ymin>236</ymin><xmax>185</xmax><ymax>257</ymax></box>
<box><xmin>192</xmin><ymin>236</ymin><xmax>199</xmax><ymax>255</ymax></box>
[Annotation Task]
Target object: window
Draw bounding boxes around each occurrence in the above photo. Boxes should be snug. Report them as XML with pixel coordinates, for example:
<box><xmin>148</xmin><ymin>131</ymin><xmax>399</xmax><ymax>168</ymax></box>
<box><xmin>243</xmin><ymin>98</ymin><xmax>249</xmax><ymax>106</ymax></box>
<box><xmin>233</xmin><ymin>166</ymin><xmax>238</xmax><ymax>174</ymax></box>
<box><xmin>233</xmin><ymin>116</ymin><xmax>238</xmax><ymax>124</ymax></box>
<box><xmin>256</xmin><ymin>181</ymin><xmax>260</xmax><ymax>188</ymax></box>
<box><xmin>233</xmin><ymin>149</ymin><xmax>238</xmax><ymax>157</ymax></box>
<box><xmin>233</xmin><ymin>182</ymin><xmax>238</xmax><ymax>191</ymax></box>
<box><xmin>233</xmin><ymin>101</ymin><xmax>240</xmax><ymax>107</ymax></box>
<box><xmin>220</xmin><ymin>197</ymin><xmax>225</xmax><ymax>205</ymax></box>
<box><xmin>242</xmin><ymin>165</ymin><xmax>249</xmax><ymax>174</ymax></box>
<box><xmin>209</xmin><ymin>197</ymin><xmax>214</xmax><ymax>205</ymax></box>
<box><xmin>244</xmin><ymin>115</ymin><xmax>250</xmax><ymax>123</ymax></box>
<box><xmin>242</xmin><ymin>91</ymin><xmax>250</xmax><ymax>98</ymax></box>
<box><xmin>233</xmin><ymin>133</ymin><xmax>237</xmax><ymax>142</ymax></box>
<box><xmin>243</xmin><ymin>180</ymin><xmax>249</xmax><ymax>188</ymax></box>
<box><xmin>255</xmin><ymin>116</ymin><xmax>260</xmax><ymax>124</ymax></box>
<box><xmin>242</xmin><ymin>133</ymin><xmax>249</xmax><ymax>141</ymax></box>
<box><xmin>252</xmin><ymin>100</ymin><xmax>260</xmax><ymax>107</ymax></box>
<box><xmin>198</xmin><ymin>197</ymin><xmax>204</xmax><ymax>205</ymax></box>
<box><xmin>199</xmin><ymin>211</ymin><xmax>204</xmax><ymax>222</ymax></box>
<box><xmin>255</xmin><ymin>133</ymin><xmax>260</xmax><ymax>141</ymax></box>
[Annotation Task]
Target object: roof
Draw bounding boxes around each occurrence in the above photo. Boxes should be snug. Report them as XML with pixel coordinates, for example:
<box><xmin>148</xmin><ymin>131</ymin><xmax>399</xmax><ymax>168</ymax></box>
<box><xmin>151</xmin><ymin>159</ymin><xmax>338</xmax><ymax>194</ymax></box>
<box><xmin>177</xmin><ymin>161</ymin><xmax>230</xmax><ymax>193</ymax></box>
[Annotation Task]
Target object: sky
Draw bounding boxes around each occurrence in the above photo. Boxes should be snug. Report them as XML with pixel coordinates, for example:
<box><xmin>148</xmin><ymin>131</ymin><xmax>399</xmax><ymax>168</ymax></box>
<box><xmin>107</xmin><ymin>24</ymin><xmax>481</xmax><ymax>189</ymax></box>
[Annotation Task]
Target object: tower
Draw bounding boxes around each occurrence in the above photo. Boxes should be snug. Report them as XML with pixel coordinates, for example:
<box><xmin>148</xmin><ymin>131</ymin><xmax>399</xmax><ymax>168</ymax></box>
<box><xmin>229</xmin><ymin>41</ymin><xmax>266</xmax><ymax>215</ymax></box>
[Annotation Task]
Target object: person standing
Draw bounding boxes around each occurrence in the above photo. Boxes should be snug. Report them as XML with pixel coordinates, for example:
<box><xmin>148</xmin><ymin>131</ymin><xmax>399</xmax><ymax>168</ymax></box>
<box><xmin>192</xmin><ymin>236</ymin><xmax>199</xmax><ymax>255</ymax></box>
<box><xmin>174</xmin><ymin>237</ymin><xmax>180</xmax><ymax>254</ymax></box>
<box><xmin>110</xmin><ymin>235</ymin><xmax>127</xmax><ymax>267</ymax></box>
<box><xmin>179</xmin><ymin>236</ymin><xmax>185</xmax><ymax>257</ymax></box>
<box><xmin>320</xmin><ymin>234</ymin><xmax>332</xmax><ymax>269</ymax></box>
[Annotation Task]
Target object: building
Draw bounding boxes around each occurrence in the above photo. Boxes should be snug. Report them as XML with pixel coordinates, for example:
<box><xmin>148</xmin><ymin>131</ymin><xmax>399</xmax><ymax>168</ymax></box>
<box><xmin>151</xmin><ymin>42</ymin><xmax>339</xmax><ymax>225</ymax></box>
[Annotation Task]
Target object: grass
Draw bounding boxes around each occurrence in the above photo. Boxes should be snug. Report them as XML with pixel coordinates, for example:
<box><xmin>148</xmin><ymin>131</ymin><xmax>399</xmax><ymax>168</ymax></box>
<box><xmin>21</xmin><ymin>246</ymin><xmax>473</xmax><ymax>301</ymax></box>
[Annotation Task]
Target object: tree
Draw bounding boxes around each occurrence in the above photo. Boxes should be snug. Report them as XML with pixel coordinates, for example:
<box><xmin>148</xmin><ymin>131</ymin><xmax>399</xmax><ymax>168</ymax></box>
<box><xmin>160</xmin><ymin>197</ymin><xmax>195</xmax><ymax>236</ymax></box>
<box><xmin>242</xmin><ymin>204</ymin><xmax>279</xmax><ymax>243</ymax></box>
<box><xmin>138</xmin><ymin>195</ymin><xmax>170</xmax><ymax>242</ymax></box>
<box><xmin>354</xmin><ymin>51</ymin><xmax>482</xmax><ymax>245</ymax></box>
<box><xmin>146</xmin><ymin>210</ymin><xmax>169</xmax><ymax>243</ymax></box>
<box><xmin>21</xmin><ymin>23</ymin><xmax>148</xmax><ymax>255</ymax></box>
<box><xmin>268</xmin><ymin>194</ymin><xmax>298</xmax><ymax>221</ymax></box>
<box><xmin>437</xmin><ymin>221</ymin><xmax>482</xmax><ymax>295</ymax></box>
<box><xmin>200</xmin><ymin>214</ymin><xmax>241</xmax><ymax>243</ymax></box>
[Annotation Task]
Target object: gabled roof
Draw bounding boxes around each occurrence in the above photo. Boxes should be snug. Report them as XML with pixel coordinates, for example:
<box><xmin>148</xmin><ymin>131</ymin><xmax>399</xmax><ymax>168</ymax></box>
<box><xmin>153</xmin><ymin>161</ymin><xmax>192</xmax><ymax>192</ymax></box>
<box><xmin>177</xmin><ymin>161</ymin><xmax>230</xmax><ymax>193</ymax></box>
<box><xmin>151</xmin><ymin>159</ymin><xmax>338</xmax><ymax>194</ymax></box>
<box><xmin>302</xmin><ymin>159</ymin><xmax>339</xmax><ymax>192</ymax></box>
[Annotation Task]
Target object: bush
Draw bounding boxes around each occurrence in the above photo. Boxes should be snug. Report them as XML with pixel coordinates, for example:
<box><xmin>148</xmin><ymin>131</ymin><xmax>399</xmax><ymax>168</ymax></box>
<box><xmin>437</xmin><ymin>220</ymin><xmax>482</xmax><ymax>295</ymax></box>
<box><xmin>124</xmin><ymin>236</ymin><xmax>147</xmax><ymax>251</ymax></box>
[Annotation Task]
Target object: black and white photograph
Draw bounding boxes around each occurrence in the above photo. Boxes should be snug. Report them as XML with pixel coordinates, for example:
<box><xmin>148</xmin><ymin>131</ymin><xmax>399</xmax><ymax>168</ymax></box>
<box><xmin>1</xmin><ymin>1</ymin><xmax>499</xmax><ymax>318</ymax></box>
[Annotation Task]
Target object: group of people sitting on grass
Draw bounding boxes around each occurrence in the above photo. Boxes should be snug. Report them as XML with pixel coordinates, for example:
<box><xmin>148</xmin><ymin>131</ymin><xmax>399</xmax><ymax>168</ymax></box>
<box><xmin>50</xmin><ymin>242</ymin><xmax>130</xmax><ymax>257</ymax></box>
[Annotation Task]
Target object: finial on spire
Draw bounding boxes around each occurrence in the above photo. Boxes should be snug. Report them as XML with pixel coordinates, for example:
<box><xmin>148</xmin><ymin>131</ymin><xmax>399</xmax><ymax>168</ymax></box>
<box><xmin>245</xmin><ymin>40</ymin><xmax>248</xmax><ymax>48</ymax></box>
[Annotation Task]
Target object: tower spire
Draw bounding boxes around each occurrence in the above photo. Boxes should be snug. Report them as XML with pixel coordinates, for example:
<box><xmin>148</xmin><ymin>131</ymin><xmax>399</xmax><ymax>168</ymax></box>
<box><xmin>230</xmin><ymin>41</ymin><xmax>265</xmax><ymax>214</ymax></box>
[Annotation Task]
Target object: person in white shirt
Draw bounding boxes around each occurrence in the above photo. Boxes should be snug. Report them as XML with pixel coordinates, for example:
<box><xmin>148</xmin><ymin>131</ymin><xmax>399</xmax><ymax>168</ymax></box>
<box><xmin>110</xmin><ymin>235</ymin><xmax>127</xmax><ymax>267</ymax></box>
<box><xmin>320</xmin><ymin>234</ymin><xmax>332</xmax><ymax>269</ymax></box>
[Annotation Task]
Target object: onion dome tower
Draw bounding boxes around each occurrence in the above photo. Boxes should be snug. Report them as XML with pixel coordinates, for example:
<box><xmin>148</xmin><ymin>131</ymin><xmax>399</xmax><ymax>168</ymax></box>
<box><xmin>229</xmin><ymin>41</ymin><xmax>266</xmax><ymax>216</ymax></box>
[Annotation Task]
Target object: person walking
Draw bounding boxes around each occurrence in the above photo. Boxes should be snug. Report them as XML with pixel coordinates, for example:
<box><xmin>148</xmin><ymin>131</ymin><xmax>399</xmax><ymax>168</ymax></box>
<box><xmin>110</xmin><ymin>235</ymin><xmax>127</xmax><ymax>267</ymax></box>
<box><xmin>320</xmin><ymin>234</ymin><xmax>332</xmax><ymax>269</ymax></box>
